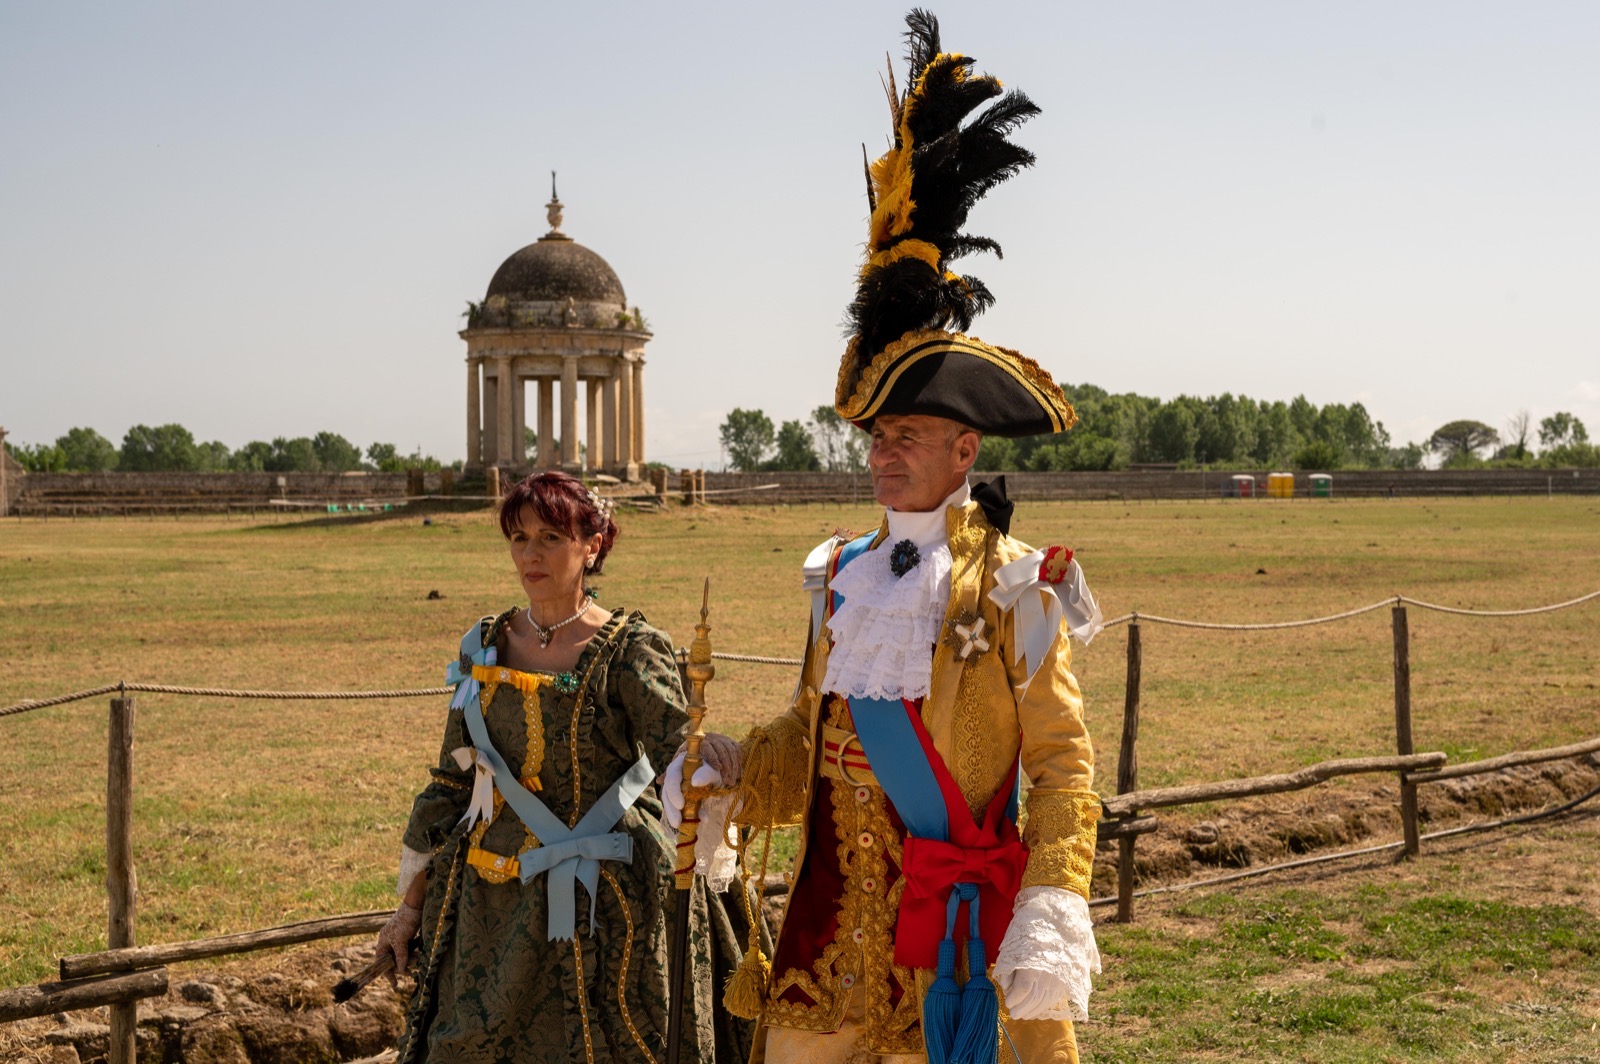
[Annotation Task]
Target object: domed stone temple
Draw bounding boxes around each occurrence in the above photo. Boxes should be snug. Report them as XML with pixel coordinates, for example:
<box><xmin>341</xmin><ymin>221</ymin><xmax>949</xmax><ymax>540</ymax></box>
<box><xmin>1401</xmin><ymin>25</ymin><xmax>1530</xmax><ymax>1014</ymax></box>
<box><xmin>461</xmin><ymin>179</ymin><xmax>650</xmax><ymax>480</ymax></box>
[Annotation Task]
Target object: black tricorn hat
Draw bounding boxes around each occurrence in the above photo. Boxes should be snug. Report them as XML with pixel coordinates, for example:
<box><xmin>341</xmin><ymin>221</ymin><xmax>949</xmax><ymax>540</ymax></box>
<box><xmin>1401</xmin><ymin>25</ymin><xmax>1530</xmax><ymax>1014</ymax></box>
<box><xmin>834</xmin><ymin>10</ymin><xmax>1077</xmax><ymax>439</ymax></box>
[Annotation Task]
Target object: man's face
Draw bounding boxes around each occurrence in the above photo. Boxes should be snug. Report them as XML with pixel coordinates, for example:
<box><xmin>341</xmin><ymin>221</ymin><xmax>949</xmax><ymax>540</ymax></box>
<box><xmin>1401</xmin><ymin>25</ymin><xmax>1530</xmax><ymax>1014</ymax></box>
<box><xmin>867</xmin><ymin>414</ymin><xmax>978</xmax><ymax>512</ymax></box>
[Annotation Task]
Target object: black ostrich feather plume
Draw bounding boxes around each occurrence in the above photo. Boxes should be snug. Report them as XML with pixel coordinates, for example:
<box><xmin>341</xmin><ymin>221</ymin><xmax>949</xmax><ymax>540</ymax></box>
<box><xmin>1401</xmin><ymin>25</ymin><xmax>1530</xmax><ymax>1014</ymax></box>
<box><xmin>844</xmin><ymin>9</ymin><xmax>1040</xmax><ymax>372</ymax></box>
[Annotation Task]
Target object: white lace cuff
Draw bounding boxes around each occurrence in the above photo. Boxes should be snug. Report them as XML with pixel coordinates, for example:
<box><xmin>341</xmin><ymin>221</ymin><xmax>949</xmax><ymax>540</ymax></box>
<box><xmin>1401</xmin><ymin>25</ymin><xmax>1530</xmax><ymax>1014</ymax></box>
<box><xmin>654</xmin><ymin>792</ymin><xmax>741</xmax><ymax>893</ymax></box>
<box><xmin>397</xmin><ymin>844</ymin><xmax>432</xmax><ymax>898</ymax></box>
<box><xmin>994</xmin><ymin>885</ymin><xmax>1101</xmax><ymax>1022</ymax></box>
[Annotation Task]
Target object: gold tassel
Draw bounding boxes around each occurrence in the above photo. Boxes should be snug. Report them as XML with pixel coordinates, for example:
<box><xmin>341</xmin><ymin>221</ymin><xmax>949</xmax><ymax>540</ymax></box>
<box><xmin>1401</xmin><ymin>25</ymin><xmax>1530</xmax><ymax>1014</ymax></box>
<box><xmin>723</xmin><ymin>940</ymin><xmax>771</xmax><ymax>1019</ymax></box>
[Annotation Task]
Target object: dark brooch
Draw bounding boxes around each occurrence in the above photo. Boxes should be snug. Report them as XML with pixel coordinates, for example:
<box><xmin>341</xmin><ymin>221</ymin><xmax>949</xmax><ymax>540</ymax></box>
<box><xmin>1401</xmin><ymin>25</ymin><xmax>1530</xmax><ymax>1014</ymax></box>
<box><xmin>553</xmin><ymin>671</ymin><xmax>580</xmax><ymax>694</ymax></box>
<box><xmin>889</xmin><ymin>539</ymin><xmax>922</xmax><ymax>578</ymax></box>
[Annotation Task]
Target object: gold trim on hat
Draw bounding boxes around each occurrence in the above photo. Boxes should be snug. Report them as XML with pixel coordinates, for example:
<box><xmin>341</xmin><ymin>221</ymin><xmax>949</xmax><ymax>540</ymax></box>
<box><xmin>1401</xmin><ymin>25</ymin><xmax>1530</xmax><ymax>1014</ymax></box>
<box><xmin>834</xmin><ymin>327</ymin><xmax>1078</xmax><ymax>432</ymax></box>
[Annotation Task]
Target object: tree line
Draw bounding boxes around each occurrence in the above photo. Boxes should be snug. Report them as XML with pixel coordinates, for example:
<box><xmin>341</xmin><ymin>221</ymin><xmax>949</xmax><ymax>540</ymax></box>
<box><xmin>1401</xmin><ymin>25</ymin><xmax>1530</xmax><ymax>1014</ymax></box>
<box><xmin>4</xmin><ymin>424</ymin><xmax>453</xmax><ymax>474</ymax></box>
<box><xmin>719</xmin><ymin>389</ymin><xmax>1599</xmax><ymax>472</ymax></box>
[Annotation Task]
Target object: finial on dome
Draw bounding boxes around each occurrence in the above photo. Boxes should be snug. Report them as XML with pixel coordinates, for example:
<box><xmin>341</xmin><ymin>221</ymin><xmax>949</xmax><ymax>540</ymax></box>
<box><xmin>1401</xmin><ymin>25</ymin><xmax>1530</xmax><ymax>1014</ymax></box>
<box><xmin>545</xmin><ymin>170</ymin><xmax>565</xmax><ymax>236</ymax></box>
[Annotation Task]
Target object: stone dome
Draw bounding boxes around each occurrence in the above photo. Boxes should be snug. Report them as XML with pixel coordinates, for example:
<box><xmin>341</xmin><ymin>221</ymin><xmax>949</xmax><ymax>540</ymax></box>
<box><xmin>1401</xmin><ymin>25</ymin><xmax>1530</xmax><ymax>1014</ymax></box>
<box><xmin>485</xmin><ymin>235</ymin><xmax>626</xmax><ymax>307</ymax></box>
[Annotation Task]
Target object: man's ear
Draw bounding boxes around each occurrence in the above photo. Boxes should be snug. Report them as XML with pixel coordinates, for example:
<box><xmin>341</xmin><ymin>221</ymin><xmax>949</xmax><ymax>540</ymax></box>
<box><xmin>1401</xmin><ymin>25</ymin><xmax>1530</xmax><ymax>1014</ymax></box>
<box><xmin>953</xmin><ymin>431</ymin><xmax>982</xmax><ymax>473</ymax></box>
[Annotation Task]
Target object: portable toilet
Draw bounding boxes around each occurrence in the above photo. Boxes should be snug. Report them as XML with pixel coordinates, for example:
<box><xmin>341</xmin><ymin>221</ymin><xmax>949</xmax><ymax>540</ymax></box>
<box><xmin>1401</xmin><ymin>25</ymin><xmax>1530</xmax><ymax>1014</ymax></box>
<box><xmin>1267</xmin><ymin>472</ymin><xmax>1294</xmax><ymax>498</ymax></box>
<box><xmin>1309</xmin><ymin>473</ymin><xmax>1333</xmax><ymax>498</ymax></box>
<box><xmin>1229</xmin><ymin>474</ymin><xmax>1256</xmax><ymax>498</ymax></box>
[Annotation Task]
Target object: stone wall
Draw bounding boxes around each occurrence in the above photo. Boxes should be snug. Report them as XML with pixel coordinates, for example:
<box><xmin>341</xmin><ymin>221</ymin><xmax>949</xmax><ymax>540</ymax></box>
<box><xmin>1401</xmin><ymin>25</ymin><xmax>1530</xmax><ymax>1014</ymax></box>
<box><xmin>12</xmin><ymin>470</ymin><xmax>459</xmax><ymax>515</ymax></box>
<box><xmin>0</xmin><ymin>447</ymin><xmax>24</xmax><ymax>516</ymax></box>
<box><xmin>688</xmin><ymin>467</ymin><xmax>1600</xmax><ymax>504</ymax></box>
<box><xmin>10</xmin><ymin>466</ymin><xmax>1597</xmax><ymax>516</ymax></box>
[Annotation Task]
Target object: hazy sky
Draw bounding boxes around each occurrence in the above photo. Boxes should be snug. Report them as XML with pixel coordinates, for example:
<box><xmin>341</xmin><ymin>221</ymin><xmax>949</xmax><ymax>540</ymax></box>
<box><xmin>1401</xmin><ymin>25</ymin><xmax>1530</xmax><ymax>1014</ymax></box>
<box><xmin>3</xmin><ymin>1</ymin><xmax>1597</xmax><ymax>467</ymax></box>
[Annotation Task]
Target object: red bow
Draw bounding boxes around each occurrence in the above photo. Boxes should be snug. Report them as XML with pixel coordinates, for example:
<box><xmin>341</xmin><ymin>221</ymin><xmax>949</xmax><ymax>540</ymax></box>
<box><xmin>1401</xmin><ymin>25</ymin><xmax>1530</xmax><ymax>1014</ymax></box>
<box><xmin>894</xmin><ymin>834</ymin><xmax>1028</xmax><ymax>970</ymax></box>
<box><xmin>901</xmin><ymin>836</ymin><xmax>1027</xmax><ymax>901</ymax></box>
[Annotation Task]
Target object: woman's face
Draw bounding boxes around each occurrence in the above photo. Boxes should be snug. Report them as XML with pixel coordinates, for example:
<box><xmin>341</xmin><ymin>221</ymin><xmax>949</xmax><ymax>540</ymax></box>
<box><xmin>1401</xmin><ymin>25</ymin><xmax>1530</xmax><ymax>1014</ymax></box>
<box><xmin>506</xmin><ymin>503</ymin><xmax>602</xmax><ymax>607</ymax></box>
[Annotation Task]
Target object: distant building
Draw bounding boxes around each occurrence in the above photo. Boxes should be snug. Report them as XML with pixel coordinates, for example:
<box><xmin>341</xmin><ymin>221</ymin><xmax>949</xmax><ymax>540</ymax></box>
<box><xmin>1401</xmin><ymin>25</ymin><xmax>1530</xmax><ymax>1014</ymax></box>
<box><xmin>460</xmin><ymin>178</ymin><xmax>651</xmax><ymax>480</ymax></box>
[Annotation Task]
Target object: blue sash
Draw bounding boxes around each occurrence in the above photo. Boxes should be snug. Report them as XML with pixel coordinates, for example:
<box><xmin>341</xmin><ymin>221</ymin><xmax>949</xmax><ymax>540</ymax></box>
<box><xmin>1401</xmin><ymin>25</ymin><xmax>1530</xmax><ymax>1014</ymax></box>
<box><xmin>830</xmin><ymin>535</ymin><xmax>1015</xmax><ymax>1063</ymax></box>
<box><xmin>460</xmin><ymin>683</ymin><xmax>652</xmax><ymax>941</ymax></box>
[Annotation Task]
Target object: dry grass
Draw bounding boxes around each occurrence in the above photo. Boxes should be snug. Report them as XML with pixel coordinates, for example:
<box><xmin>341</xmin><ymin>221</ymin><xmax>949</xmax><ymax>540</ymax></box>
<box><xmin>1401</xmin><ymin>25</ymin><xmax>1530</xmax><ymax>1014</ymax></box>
<box><xmin>1</xmin><ymin>496</ymin><xmax>1596</xmax><ymax>988</ymax></box>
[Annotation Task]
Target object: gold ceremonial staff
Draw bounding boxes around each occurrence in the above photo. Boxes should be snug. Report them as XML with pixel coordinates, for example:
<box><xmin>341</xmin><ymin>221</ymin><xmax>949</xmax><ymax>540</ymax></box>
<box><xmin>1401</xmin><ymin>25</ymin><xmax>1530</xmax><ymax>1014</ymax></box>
<box><xmin>665</xmin><ymin>579</ymin><xmax>714</xmax><ymax>1064</ymax></box>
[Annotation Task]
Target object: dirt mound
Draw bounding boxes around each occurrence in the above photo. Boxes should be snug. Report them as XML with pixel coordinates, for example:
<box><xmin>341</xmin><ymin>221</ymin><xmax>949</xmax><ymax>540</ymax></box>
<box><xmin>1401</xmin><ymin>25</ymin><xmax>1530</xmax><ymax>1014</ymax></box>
<box><xmin>1091</xmin><ymin>754</ymin><xmax>1600</xmax><ymax>898</ymax></box>
<box><xmin>3</xmin><ymin>943</ymin><xmax>405</xmax><ymax>1064</ymax></box>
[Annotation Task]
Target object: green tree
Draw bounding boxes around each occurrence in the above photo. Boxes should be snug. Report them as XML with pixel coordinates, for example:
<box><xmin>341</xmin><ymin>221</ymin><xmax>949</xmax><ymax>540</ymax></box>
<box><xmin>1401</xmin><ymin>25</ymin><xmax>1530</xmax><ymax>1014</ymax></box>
<box><xmin>1385</xmin><ymin>442</ymin><xmax>1426</xmax><ymax>470</ymax></box>
<box><xmin>1427</xmin><ymin>420</ymin><xmax>1499</xmax><ymax>463</ymax></box>
<box><xmin>366</xmin><ymin>442</ymin><xmax>400</xmax><ymax>471</ymax></box>
<box><xmin>6</xmin><ymin>440</ymin><xmax>67</xmax><ymax>472</ymax></box>
<box><xmin>120</xmin><ymin>424</ymin><xmax>199</xmax><ymax>471</ymax></box>
<box><xmin>265</xmin><ymin>437</ymin><xmax>319</xmax><ymax>472</ymax></box>
<box><xmin>231</xmin><ymin>441</ymin><xmax>273</xmax><ymax>471</ymax></box>
<box><xmin>1287</xmin><ymin>395</ymin><xmax>1319</xmax><ymax>441</ymax></box>
<box><xmin>767</xmin><ymin>420</ymin><xmax>821</xmax><ymax>471</ymax></box>
<box><xmin>194</xmin><ymin>441</ymin><xmax>232</xmax><ymax>471</ymax></box>
<box><xmin>720</xmin><ymin>408</ymin><xmax>774</xmax><ymax>472</ymax></box>
<box><xmin>1538</xmin><ymin>412</ymin><xmax>1589</xmax><ymax>449</ymax></box>
<box><xmin>1146</xmin><ymin>399</ymin><xmax>1200</xmax><ymax>464</ymax></box>
<box><xmin>974</xmin><ymin>436</ymin><xmax>1019</xmax><ymax>471</ymax></box>
<box><xmin>1293</xmin><ymin>440</ymin><xmax>1342</xmax><ymax>470</ymax></box>
<box><xmin>1027</xmin><ymin>432</ymin><xmax>1120</xmax><ymax>471</ymax></box>
<box><xmin>312</xmin><ymin>431</ymin><xmax>362</xmax><ymax>472</ymax></box>
<box><xmin>808</xmin><ymin>406</ymin><xmax>867</xmax><ymax>472</ymax></box>
<box><xmin>54</xmin><ymin>427</ymin><xmax>118</xmax><ymax>471</ymax></box>
<box><xmin>1252</xmin><ymin>400</ymin><xmax>1302</xmax><ymax>467</ymax></box>
<box><xmin>1540</xmin><ymin>442</ymin><xmax>1600</xmax><ymax>468</ymax></box>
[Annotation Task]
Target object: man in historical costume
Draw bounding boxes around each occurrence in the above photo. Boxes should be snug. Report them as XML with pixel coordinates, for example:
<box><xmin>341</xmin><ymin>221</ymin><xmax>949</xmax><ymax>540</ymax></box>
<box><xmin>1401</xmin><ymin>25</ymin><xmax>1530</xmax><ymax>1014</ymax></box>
<box><xmin>664</xmin><ymin>11</ymin><xmax>1104</xmax><ymax>1063</ymax></box>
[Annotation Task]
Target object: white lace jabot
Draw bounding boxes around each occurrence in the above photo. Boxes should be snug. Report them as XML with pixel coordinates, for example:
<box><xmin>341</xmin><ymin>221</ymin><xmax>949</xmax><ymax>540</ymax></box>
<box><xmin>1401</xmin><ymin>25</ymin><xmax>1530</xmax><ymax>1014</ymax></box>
<box><xmin>822</xmin><ymin>483</ymin><xmax>970</xmax><ymax>702</ymax></box>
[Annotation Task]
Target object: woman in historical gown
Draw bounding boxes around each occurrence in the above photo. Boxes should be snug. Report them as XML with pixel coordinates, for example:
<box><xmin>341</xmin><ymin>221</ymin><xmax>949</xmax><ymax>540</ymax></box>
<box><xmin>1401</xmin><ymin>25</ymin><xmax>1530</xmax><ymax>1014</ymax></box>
<box><xmin>374</xmin><ymin>471</ymin><xmax>758</xmax><ymax>1063</ymax></box>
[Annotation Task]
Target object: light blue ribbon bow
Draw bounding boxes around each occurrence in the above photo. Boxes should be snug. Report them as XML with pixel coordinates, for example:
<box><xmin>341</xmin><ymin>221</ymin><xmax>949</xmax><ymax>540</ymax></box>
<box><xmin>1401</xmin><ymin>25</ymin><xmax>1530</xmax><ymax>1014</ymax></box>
<box><xmin>459</xmin><ymin>676</ymin><xmax>652</xmax><ymax>940</ymax></box>
<box><xmin>446</xmin><ymin>622</ymin><xmax>498</xmax><ymax>711</ymax></box>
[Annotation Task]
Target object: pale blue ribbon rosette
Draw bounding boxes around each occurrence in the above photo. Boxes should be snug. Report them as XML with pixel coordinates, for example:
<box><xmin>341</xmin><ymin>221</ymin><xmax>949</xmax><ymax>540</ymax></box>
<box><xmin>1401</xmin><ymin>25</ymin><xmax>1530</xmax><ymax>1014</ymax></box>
<box><xmin>445</xmin><ymin>622</ymin><xmax>498</xmax><ymax>711</ymax></box>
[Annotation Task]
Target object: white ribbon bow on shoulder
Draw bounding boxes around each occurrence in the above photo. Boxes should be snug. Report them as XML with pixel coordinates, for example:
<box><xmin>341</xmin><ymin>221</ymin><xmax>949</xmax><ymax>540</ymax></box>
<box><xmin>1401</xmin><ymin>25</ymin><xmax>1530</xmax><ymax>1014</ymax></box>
<box><xmin>988</xmin><ymin>550</ymin><xmax>1104</xmax><ymax>695</ymax></box>
<box><xmin>451</xmin><ymin>746</ymin><xmax>497</xmax><ymax>830</ymax></box>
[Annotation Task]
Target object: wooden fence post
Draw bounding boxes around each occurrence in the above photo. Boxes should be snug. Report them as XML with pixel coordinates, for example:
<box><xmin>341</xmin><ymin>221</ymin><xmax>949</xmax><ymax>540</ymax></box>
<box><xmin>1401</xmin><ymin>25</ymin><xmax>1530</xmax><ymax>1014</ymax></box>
<box><xmin>107</xmin><ymin>695</ymin><xmax>137</xmax><ymax>1064</ymax></box>
<box><xmin>1115</xmin><ymin>620</ymin><xmax>1142</xmax><ymax>923</ymax></box>
<box><xmin>1392</xmin><ymin>606</ymin><xmax>1420</xmax><ymax>858</ymax></box>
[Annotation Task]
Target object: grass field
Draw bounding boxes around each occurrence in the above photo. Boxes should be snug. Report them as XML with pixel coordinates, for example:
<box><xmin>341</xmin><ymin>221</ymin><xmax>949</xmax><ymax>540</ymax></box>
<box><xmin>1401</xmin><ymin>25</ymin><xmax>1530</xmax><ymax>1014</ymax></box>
<box><xmin>1</xmin><ymin>496</ymin><xmax>1597</xmax><ymax>1057</ymax></box>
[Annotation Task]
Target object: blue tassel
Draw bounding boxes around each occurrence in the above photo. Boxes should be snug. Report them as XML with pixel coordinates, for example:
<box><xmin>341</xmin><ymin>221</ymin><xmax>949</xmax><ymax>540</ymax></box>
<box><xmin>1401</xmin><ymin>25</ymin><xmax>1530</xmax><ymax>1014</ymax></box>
<box><xmin>923</xmin><ymin>939</ymin><xmax>962</xmax><ymax>1064</ymax></box>
<box><xmin>952</xmin><ymin>936</ymin><xmax>1000</xmax><ymax>1064</ymax></box>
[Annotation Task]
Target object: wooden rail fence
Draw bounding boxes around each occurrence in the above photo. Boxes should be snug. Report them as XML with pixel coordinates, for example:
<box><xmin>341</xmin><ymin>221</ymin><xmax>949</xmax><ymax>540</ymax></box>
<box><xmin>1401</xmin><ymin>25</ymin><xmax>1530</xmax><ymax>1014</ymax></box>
<box><xmin>2</xmin><ymin>590</ymin><xmax>1597</xmax><ymax>1063</ymax></box>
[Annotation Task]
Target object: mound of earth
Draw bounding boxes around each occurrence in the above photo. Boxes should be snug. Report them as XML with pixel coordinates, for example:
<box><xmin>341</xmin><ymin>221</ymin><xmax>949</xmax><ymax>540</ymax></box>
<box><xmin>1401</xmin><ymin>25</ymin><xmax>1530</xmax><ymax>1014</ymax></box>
<box><xmin>2</xmin><ymin>943</ymin><xmax>405</xmax><ymax>1064</ymax></box>
<box><xmin>6</xmin><ymin>757</ymin><xmax>1595</xmax><ymax>1062</ymax></box>
<box><xmin>1091</xmin><ymin>753</ymin><xmax>1600</xmax><ymax>898</ymax></box>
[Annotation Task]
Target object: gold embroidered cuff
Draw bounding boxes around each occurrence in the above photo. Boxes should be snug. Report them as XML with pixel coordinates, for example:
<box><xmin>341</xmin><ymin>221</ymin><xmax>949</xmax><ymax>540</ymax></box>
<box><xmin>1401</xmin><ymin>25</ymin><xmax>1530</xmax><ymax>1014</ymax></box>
<box><xmin>1021</xmin><ymin>788</ymin><xmax>1101</xmax><ymax>897</ymax></box>
<box><xmin>428</xmin><ymin>768</ymin><xmax>471</xmax><ymax>790</ymax></box>
<box><xmin>732</xmin><ymin>716</ymin><xmax>811</xmax><ymax>828</ymax></box>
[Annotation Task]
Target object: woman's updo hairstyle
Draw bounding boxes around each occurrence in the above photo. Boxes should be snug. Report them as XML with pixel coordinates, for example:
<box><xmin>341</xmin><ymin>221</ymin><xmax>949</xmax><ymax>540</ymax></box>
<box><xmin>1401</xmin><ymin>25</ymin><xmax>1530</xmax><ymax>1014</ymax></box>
<box><xmin>497</xmin><ymin>471</ymin><xmax>620</xmax><ymax>575</ymax></box>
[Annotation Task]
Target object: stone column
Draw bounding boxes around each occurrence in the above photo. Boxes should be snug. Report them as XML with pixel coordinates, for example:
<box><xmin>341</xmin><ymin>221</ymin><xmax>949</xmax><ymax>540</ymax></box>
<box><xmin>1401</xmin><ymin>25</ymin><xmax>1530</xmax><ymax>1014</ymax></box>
<box><xmin>537</xmin><ymin>379</ymin><xmax>555</xmax><ymax>468</ymax></box>
<box><xmin>466</xmin><ymin>358</ymin><xmax>482</xmax><ymax>466</ymax></box>
<box><xmin>601</xmin><ymin>373</ymin><xmax>619</xmax><ymax>471</ymax></box>
<box><xmin>483</xmin><ymin>374</ymin><xmax>500</xmax><ymax>466</ymax></box>
<box><xmin>617</xmin><ymin>357</ymin><xmax>637</xmax><ymax>480</ymax></box>
<box><xmin>631</xmin><ymin>359</ymin><xmax>646</xmax><ymax>465</ymax></box>
<box><xmin>512</xmin><ymin>365</ymin><xmax>527</xmax><ymax>465</ymax></box>
<box><xmin>585</xmin><ymin>379</ymin><xmax>600</xmax><ymax>474</ymax></box>
<box><xmin>495</xmin><ymin>356</ymin><xmax>514</xmax><ymax>467</ymax></box>
<box><xmin>0</xmin><ymin>425</ymin><xmax>9</xmax><ymax>518</ymax></box>
<box><xmin>561</xmin><ymin>357</ymin><xmax>580</xmax><ymax>470</ymax></box>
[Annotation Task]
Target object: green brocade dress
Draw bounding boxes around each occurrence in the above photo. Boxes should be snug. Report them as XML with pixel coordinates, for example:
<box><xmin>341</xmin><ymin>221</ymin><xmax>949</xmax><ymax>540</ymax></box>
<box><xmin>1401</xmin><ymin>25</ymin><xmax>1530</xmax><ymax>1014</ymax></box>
<box><xmin>398</xmin><ymin>608</ymin><xmax>760</xmax><ymax>1064</ymax></box>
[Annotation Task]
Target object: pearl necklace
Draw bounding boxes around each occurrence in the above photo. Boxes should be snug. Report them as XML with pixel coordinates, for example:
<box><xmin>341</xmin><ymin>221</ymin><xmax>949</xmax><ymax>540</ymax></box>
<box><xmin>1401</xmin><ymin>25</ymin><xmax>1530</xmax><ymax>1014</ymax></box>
<box><xmin>526</xmin><ymin>603</ymin><xmax>590</xmax><ymax>648</ymax></box>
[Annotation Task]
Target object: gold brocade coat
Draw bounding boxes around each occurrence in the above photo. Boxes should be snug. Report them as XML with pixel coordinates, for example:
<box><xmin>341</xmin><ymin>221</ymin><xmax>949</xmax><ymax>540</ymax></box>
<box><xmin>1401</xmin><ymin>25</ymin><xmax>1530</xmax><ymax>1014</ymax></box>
<box><xmin>736</xmin><ymin>497</ymin><xmax>1100</xmax><ymax>1061</ymax></box>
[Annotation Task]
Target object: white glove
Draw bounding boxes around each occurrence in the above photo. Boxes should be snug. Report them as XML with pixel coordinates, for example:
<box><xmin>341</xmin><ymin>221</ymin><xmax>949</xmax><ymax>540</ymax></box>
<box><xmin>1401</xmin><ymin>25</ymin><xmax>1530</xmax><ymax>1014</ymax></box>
<box><xmin>660</xmin><ymin>733</ymin><xmax>742</xmax><ymax>830</ymax></box>
<box><xmin>994</xmin><ymin>886</ymin><xmax>1101</xmax><ymax>1022</ymax></box>
<box><xmin>374</xmin><ymin>901</ymin><xmax>423</xmax><ymax>985</ymax></box>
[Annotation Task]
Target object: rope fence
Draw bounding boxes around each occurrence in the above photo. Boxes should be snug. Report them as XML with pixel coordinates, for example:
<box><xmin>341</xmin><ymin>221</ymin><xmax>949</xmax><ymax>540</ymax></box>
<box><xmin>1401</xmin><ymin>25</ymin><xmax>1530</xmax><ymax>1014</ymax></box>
<box><xmin>3</xmin><ymin>589</ymin><xmax>1594</xmax><ymax>719</ymax></box>
<box><xmin>2</xmin><ymin>584</ymin><xmax>1599</xmax><ymax>1054</ymax></box>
